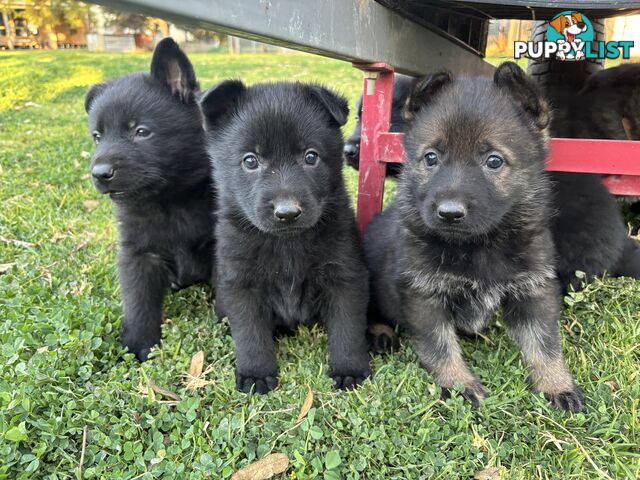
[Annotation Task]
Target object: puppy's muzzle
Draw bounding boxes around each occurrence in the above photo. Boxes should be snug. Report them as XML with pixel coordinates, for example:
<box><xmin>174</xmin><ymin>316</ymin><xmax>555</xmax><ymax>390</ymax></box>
<box><xmin>437</xmin><ymin>200</ymin><xmax>467</xmax><ymax>223</ymax></box>
<box><xmin>91</xmin><ymin>162</ymin><xmax>115</xmax><ymax>184</ymax></box>
<box><xmin>343</xmin><ymin>141</ymin><xmax>360</xmax><ymax>167</ymax></box>
<box><xmin>273</xmin><ymin>199</ymin><xmax>302</xmax><ymax>223</ymax></box>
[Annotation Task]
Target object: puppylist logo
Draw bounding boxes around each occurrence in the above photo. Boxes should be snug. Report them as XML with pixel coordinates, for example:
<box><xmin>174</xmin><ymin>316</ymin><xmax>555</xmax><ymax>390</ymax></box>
<box><xmin>514</xmin><ymin>11</ymin><xmax>634</xmax><ymax>61</ymax></box>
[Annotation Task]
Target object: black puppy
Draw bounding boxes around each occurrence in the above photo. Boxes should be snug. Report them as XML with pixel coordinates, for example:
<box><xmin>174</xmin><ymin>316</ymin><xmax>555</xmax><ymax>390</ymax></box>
<box><xmin>538</xmin><ymin>64</ymin><xmax>640</xmax><ymax>288</ymax></box>
<box><xmin>85</xmin><ymin>38</ymin><xmax>214</xmax><ymax>361</ymax></box>
<box><xmin>365</xmin><ymin>63</ymin><xmax>583</xmax><ymax>411</ymax></box>
<box><xmin>553</xmin><ymin>64</ymin><xmax>640</xmax><ymax>141</ymax></box>
<box><xmin>199</xmin><ymin>81</ymin><xmax>371</xmax><ymax>394</ymax></box>
<box><xmin>343</xmin><ymin>74</ymin><xmax>417</xmax><ymax>177</ymax></box>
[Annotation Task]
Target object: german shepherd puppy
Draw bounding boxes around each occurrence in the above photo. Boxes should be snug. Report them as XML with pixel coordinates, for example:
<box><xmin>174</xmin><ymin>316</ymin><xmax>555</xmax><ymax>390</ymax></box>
<box><xmin>200</xmin><ymin>81</ymin><xmax>370</xmax><ymax>394</ymax></box>
<box><xmin>538</xmin><ymin>63</ymin><xmax>640</xmax><ymax>287</ymax></box>
<box><xmin>343</xmin><ymin>74</ymin><xmax>417</xmax><ymax>177</ymax></box>
<box><xmin>553</xmin><ymin>63</ymin><xmax>640</xmax><ymax>140</ymax></box>
<box><xmin>364</xmin><ymin>62</ymin><xmax>583</xmax><ymax>411</ymax></box>
<box><xmin>350</xmin><ymin>69</ymin><xmax>640</xmax><ymax>293</ymax></box>
<box><xmin>85</xmin><ymin>38</ymin><xmax>214</xmax><ymax>361</ymax></box>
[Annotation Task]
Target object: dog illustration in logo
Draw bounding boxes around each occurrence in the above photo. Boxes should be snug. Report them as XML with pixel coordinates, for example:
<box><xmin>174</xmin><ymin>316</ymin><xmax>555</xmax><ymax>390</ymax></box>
<box><xmin>549</xmin><ymin>12</ymin><xmax>587</xmax><ymax>60</ymax></box>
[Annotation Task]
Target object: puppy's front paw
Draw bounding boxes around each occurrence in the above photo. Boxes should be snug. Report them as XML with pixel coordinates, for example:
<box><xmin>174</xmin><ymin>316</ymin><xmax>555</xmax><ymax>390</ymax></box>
<box><xmin>236</xmin><ymin>373</ymin><xmax>278</xmax><ymax>394</ymax></box>
<box><xmin>441</xmin><ymin>379</ymin><xmax>487</xmax><ymax>407</ymax></box>
<box><xmin>544</xmin><ymin>385</ymin><xmax>584</xmax><ymax>412</ymax></box>
<box><xmin>332</xmin><ymin>371</ymin><xmax>370</xmax><ymax>390</ymax></box>
<box><xmin>121</xmin><ymin>333</ymin><xmax>158</xmax><ymax>362</ymax></box>
<box><xmin>367</xmin><ymin>323</ymin><xmax>399</xmax><ymax>354</ymax></box>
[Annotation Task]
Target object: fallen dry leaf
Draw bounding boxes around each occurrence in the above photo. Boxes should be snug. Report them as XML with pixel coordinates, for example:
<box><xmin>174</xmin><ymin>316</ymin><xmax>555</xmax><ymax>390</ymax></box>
<box><xmin>189</xmin><ymin>351</ymin><xmax>204</xmax><ymax>378</ymax></box>
<box><xmin>149</xmin><ymin>382</ymin><xmax>181</xmax><ymax>401</ymax></box>
<box><xmin>138</xmin><ymin>382</ymin><xmax>156</xmax><ymax>402</ymax></box>
<box><xmin>137</xmin><ymin>381</ymin><xmax>181</xmax><ymax>404</ymax></box>
<box><xmin>0</xmin><ymin>236</ymin><xmax>36</xmax><ymax>248</ymax></box>
<box><xmin>474</xmin><ymin>466</ymin><xmax>502</xmax><ymax>480</ymax></box>
<box><xmin>231</xmin><ymin>453</ymin><xmax>289</xmax><ymax>480</ymax></box>
<box><xmin>70</xmin><ymin>280</ymin><xmax>92</xmax><ymax>296</ymax></box>
<box><xmin>183</xmin><ymin>351</ymin><xmax>214</xmax><ymax>391</ymax></box>
<box><xmin>73</xmin><ymin>239</ymin><xmax>90</xmax><ymax>253</ymax></box>
<box><xmin>0</xmin><ymin>263</ymin><xmax>15</xmax><ymax>274</ymax></box>
<box><xmin>604</xmin><ymin>380</ymin><xmax>620</xmax><ymax>392</ymax></box>
<box><xmin>83</xmin><ymin>200</ymin><xmax>99</xmax><ymax>211</ymax></box>
<box><xmin>40</xmin><ymin>266</ymin><xmax>52</xmax><ymax>288</ymax></box>
<box><xmin>296</xmin><ymin>386</ymin><xmax>313</xmax><ymax>423</ymax></box>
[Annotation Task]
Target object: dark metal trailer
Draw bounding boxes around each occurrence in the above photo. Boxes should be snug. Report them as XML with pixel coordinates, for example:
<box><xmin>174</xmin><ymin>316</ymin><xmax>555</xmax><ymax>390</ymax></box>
<box><xmin>91</xmin><ymin>0</ymin><xmax>640</xmax><ymax>233</ymax></box>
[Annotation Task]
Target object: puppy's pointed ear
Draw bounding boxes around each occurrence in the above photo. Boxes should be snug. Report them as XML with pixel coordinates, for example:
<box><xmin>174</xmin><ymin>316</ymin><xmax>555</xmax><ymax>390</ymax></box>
<box><xmin>85</xmin><ymin>83</ymin><xmax>107</xmax><ymax>113</ymax></box>
<box><xmin>308</xmin><ymin>85</ymin><xmax>349</xmax><ymax>126</ymax></box>
<box><xmin>403</xmin><ymin>71</ymin><xmax>452</xmax><ymax>121</ymax></box>
<box><xmin>199</xmin><ymin>80</ymin><xmax>246</xmax><ymax>130</ymax></box>
<box><xmin>494</xmin><ymin>61</ymin><xmax>550</xmax><ymax>130</ymax></box>
<box><xmin>150</xmin><ymin>37</ymin><xmax>199</xmax><ymax>104</ymax></box>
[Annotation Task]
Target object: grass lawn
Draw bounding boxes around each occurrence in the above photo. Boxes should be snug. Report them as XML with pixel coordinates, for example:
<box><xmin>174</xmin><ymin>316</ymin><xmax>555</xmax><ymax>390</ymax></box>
<box><xmin>0</xmin><ymin>50</ymin><xmax>639</xmax><ymax>479</ymax></box>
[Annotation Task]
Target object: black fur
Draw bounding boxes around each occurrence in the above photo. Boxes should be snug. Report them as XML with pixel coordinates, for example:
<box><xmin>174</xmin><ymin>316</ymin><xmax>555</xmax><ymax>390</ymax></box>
<box><xmin>364</xmin><ymin>62</ymin><xmax>582</xmax><ymax>411</ymax></box>
<box><xmin>553</xmin><ymin>64</ymin><xmax>640</xmax><ymax>140</ymax></box>
<box><xmin>200</xmin><ymin>81</ymin><xmax>370</xmax><ymax>393</ymax></box>
<box><xmin>540</xmin><ymin>63</ymin><xmax>640</xmax><ymax>288</ymax></box>
<box><xmin>85</xmin><ymin>38</ymin><xmax>214</xmax><ymax>361</ymax></box>
<box><xmin>343</xmin><ymin>74</ymin><xmax>417</xmax><ymax>177</ymax></box>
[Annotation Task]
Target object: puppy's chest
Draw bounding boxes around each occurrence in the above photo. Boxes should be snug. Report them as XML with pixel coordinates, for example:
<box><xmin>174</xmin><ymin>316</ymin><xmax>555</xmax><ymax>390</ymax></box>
<box><xmin>267</xmin><ymin>266</ymin><xmax>321</xmax><ymax>326</ymax></box>
<box><xmin>120</xmin><ymin>203</ymin><xmax>212</xmax><ymax>286</ymax></box>
<box><xmin>236</xmin><ymin>242</ymin><xmax>326</xmax><ymax>325</ymax></box>
<box><xmin>404</xmin><ymin>245</ymin><xmax>552</xmax><ymax>330</ymax></box>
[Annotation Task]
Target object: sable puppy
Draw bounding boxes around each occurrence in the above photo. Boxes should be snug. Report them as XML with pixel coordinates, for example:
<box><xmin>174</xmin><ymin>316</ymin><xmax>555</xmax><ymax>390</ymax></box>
<box><xmin>85</xmin><ymin>38</ymin><xmax>214</xmax><ymax>361</ymax></box>
<box><xmin>200</xmin><ymin>81</ymin><xmax>371</xmax><ymax>394</ymax></box>
<box><xmin>364</xmin><ymin>62</ymin><xmax>583</xmax><ymax>411</ymax></box>
<box><xmin>349</xmin><ymin>70</ymin><xmax>640</xmax><ymax>295</ymax></box>
<box><xmin>343</xmin><ymin>74</ymin><xmax>417</xmax><ymax>177</ymax></box>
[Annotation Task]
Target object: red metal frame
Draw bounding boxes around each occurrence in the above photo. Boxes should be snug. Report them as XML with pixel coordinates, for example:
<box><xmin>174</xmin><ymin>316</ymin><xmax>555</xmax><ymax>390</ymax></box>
<box><xmin>353</xmin><ymin>63</ymin><xmax>640</xmax><ymax>235</ymax></box>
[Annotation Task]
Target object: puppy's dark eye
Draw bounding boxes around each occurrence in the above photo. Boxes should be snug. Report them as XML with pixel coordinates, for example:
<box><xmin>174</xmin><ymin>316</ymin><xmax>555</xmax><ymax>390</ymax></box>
<box><xmin>485</xmin><ymin>155</ymin><xmax>504</xmax><ymax>170</ymax></box>
<box><xmin>92</xmin><ymin>131</ymin><xmax>101</xmax><ymax>144</ymax></box>
<box><xmin>243</xmin><ymin>154</ymin><xmax>259</xmax><ymax>170</ymax></box>
<box><xmin>135</xmin><ymin>127</ymin><xmax>152</xmax><ymax>138</ymax></box>
<box><xmin>304</xmin><ymin>150</ymin><xmax>319</xmax><ymax>166</ymax></box>
<box><xmin>424</xmin><ymin>151</ymin><xmax>439</xmax><ymax>167</ymax></box>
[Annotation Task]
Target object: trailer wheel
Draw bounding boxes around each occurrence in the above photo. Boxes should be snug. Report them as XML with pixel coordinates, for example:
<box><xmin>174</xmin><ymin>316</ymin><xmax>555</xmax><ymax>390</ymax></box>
<box><xmin>527</xmin><ymin>18</ymin><xmax>606</xmax><ymax>90</ymax></box>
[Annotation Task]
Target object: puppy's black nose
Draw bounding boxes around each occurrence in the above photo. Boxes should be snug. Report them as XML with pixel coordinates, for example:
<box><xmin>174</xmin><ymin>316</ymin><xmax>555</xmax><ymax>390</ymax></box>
<box><xmin>343</xmin><ymin>142</ymin><xmax>359</xmax><ymax>158</ymax></box>
<box><xmin>274</xmin><ymin>201</ymin><xmax>302</xmax><ymax>222</ymax></box>
<box><xmin>92</xmin><ymin>164</ymin><xmax>114</xmax><ymax>182</ymax></box>
<box><xmin>437</xmin><ymin>200</ymin><xmax>466</xmax><ymax>222</ymax></box>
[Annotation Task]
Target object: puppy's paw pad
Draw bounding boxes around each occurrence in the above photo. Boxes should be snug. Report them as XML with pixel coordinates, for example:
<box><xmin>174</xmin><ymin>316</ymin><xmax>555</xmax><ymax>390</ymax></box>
<box><xmin>136</xmin><ymin>348</ymin><xmax>152</xmax><ymax>362</ymax></box>
<box><xmin>332</xmin><ymin>371</ymin><xmax>370</xmax><ymax>390</ymax></box>
<box><xmin>123</xmin><ymin>341</ymin><xmax>155</xmax><ymax>362</ymax></box>
<box><xmin>367</xmin><ymin>324</ymin><xmax>398</xmax><ymax>354</ymax></box>
<box><xmin>545</xmin><ymin>387</ymin><xmax>584</xmax><ymax>412</ymax></box>
<box><xmin>236</xmin><ymin>374</ymin><xmax>278</xmax><ymax>394</ymax></box>
<box><xmin>463</xmin><ymin>387</ymin><xmax>487</xmax><ymax>408</ymax></box>
<box><xmin>441</xmin><ymin>381</ymin><xmax>487</xmax><ymax>407</ymax></box>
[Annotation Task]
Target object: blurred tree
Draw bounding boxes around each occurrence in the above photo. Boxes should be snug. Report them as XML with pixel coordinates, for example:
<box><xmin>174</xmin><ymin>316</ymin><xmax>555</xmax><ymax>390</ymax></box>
<box><xmin>1</xmin><ymin>1</ymin><xmax>14</xmax><ymax>49</ymax></box>
<box><xmin>21</xmin><ymin>0</ymin><xmax>91</xmax><ymax>30</ymax></box>
<box><xmin>15</xmin><ymin>0</ymin><xmax>91</xmax><ymax>48</ymax></box>
<box><xmin>102</xmin><ymin>9</ymin><xmax>151</xmax><ymax>33</ymax></box>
